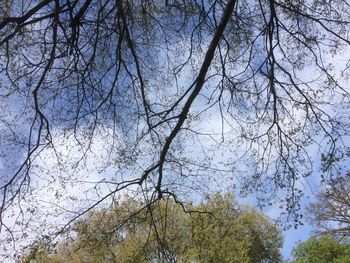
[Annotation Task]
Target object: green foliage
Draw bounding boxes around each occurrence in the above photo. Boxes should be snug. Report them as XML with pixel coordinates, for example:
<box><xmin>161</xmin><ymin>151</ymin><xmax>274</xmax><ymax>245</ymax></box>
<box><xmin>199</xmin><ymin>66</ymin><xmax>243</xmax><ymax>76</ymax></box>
<box><xmin>20</xmin><ymin>193</ymin><xmax>282</xmax><ymax>263</ymax></box>
<box><xmin>290</xmin><ymin>236</ymin><xmax>350</xmax><ymax>263</ymax></box>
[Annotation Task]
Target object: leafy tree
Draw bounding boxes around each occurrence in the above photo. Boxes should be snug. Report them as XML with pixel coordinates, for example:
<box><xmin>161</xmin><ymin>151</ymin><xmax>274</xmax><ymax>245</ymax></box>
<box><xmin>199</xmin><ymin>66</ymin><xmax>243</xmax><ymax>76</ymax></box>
<box><xmin>20</xmin><ymin>193</ymin><xmax>283</xmax><ymax>263</ymax></box>
<box><xmin>307</xmin><ymin>173</ymin><xmax>350</xmax><ymax>239</ymax></box>
<box><xmin>0</xmin><ymin>0</ymin><xmax>350</xmax><ymax>257</ymax></box>
<box><xmin>289</xmin><ymin>235</ymin><xmax>350</xmax><ymax>263</ymax></box>
<box><xmin>189</xmin><ymin>194</ymin><xmax>282</xmax><ymax>262</ymax></box>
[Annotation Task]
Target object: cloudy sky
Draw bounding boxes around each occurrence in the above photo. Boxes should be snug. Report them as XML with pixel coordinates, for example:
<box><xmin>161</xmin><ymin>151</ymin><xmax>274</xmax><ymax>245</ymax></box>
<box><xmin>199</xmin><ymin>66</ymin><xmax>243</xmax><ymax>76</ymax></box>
<box><xmin>1</xmin><ymin>1</ymin><xmax>350</xmax><ymax>261</ymax></box>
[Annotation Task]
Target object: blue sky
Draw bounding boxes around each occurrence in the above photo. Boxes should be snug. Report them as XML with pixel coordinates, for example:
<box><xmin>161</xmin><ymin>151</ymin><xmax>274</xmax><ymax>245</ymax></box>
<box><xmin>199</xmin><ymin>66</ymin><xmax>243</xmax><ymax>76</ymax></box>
<box><xmin>283</xmin><ymin>224</ymin><xmax>312</xmax><ymax>260</ymax></box>
<box><xmin>1</xmin><ymin>1</ymin><xmax>350</xmax><ymax>261</ymax></box>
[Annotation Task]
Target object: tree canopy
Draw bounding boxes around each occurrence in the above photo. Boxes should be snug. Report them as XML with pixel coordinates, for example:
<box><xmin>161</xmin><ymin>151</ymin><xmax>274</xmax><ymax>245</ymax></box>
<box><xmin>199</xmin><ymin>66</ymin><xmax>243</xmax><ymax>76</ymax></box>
<box><xmin>307</xmin><ymin>173</ymin><xmax>350</xmax><ymax>239</ymax></box>
<box><xmin>289</xmin><ymin>235</ymin><xmax>350</xmax><ymax>263</ymax></box>
<box><xmin>0</xmin><ymin>0</ymin><xmax>350</xmax><ymax>258</ymax></box>
<box><xmin>20</xmin><ymin>193</ymin><xmax>283</xmax><ymax>263</ymax></box>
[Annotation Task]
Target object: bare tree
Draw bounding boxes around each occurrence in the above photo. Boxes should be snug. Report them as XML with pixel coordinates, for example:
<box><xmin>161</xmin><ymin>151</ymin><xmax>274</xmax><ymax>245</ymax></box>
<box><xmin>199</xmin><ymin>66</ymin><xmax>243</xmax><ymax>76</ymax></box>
<box><xmin>307</xmin><ymin>173</ymin><xmax>350</xmax><ymax>239</ymax></box>
<box><xmin>0</xmin><ymin>0</ymin><xmax>349</xmax><ymax>256</ymax></box>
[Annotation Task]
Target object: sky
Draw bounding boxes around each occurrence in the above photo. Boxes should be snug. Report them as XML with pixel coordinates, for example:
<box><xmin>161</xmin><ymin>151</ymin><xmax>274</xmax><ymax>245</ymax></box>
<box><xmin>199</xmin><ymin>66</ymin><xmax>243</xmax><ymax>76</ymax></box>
<box><xmin>1</xmin><ymin>1</ymin><xmax>350</xmax><ymax>261</ymax></box>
